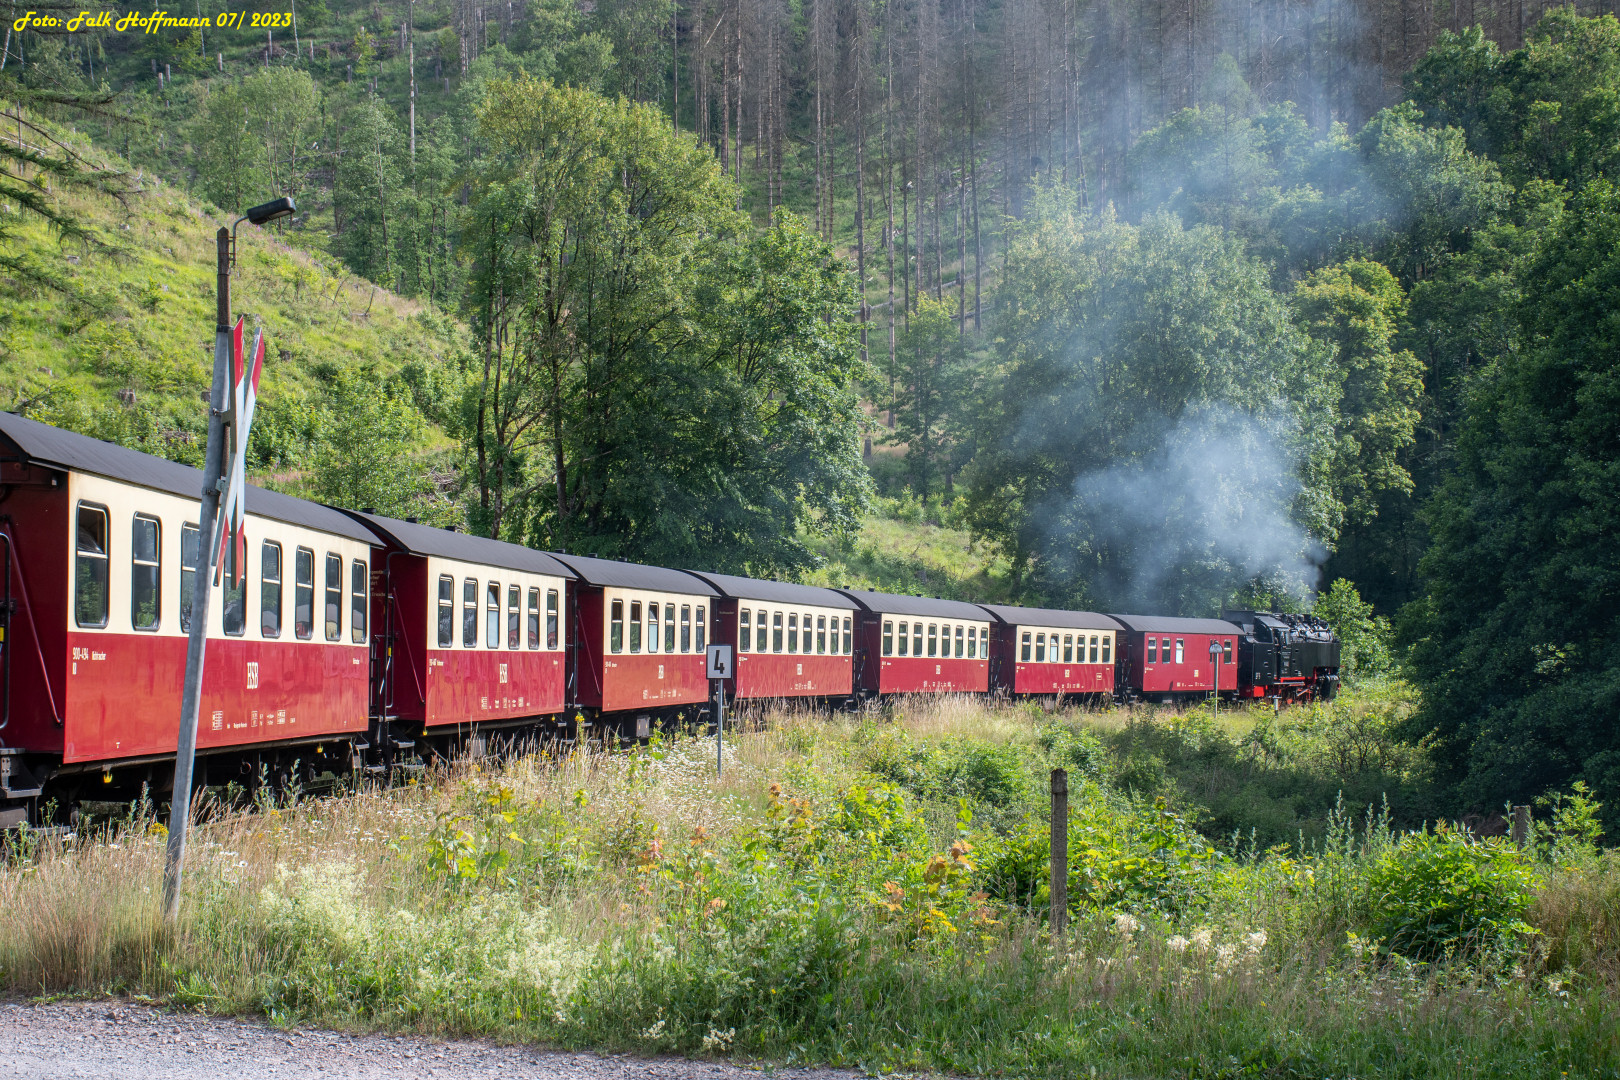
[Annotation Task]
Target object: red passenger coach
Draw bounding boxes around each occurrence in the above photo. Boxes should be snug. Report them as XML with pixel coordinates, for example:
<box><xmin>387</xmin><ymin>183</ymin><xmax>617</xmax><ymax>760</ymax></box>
<box><xmin>0</xmin><ymin>413</ymin><xmax>372</xmax><ymax>822</ymax></box>
<box><xmin>347</xmin><ymin>512</ymin><xmax>574</xmax><ymax>749</ymax></box>
<box><xmin>838</xmin><ymin>590</ymin><xmax>991</xmax><ymax>696</ymax></box>
<box><xmin>550</xmin><ymin>553</ymin><xmax>717</xmax><ymax>732</ymax></box>
<box><xmin>683</xmin><ymin>572</ymin><xmax>856</xmax><ymax>702</ymax></box>
<box><xmin>979</xmin><ymin>605</ymin><xmax>1121</xmax><ymax>698</ymax></box>
<box><xmin>1110</xmin><ymin>614</ymin><xmax>1241</xmax><ymax>701</ymax></box>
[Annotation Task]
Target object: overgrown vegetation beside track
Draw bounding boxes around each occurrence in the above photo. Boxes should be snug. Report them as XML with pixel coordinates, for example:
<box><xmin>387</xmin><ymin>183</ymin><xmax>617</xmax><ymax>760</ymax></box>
<box><xmin>3</xmin><ymin>693</ymin><xmax>1618</xmax><ymax>1077</ymax></box>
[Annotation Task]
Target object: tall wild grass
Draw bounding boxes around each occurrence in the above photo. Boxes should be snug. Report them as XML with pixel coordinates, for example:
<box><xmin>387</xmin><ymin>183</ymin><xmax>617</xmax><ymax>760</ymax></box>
<box><xmin>2</xmin><ymin>693</ymin><xmax>1617</xmax><ymax>1077</ymax></box>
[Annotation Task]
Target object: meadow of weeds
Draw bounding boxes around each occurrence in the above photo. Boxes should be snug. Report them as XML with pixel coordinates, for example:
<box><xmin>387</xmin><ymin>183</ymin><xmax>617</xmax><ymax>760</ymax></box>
<box><xmin>2</xmin><ymin>688</ymin><xmax>1618</xmax><ymax>1078</ymax></box>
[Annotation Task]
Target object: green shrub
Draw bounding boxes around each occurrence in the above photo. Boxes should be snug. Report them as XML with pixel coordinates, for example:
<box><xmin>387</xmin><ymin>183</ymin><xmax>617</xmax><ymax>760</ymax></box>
<box><xmin>1313</xmin><ymin>578</ymin><xmax>1395</xmax><ymax>678</ymax></box>
<box><xmin>867</xmin><ymin>736</ymin><xmax>1034</xmax><ymax>811</ymax></box>
<box><xmin>978</xmin><ymin>792</ymin><xmax>1222</xmax><ymax>919</ymax></box>
<box><xmin>1037</xmin><ymin>722</ymin><xmax>1106</xmax><ymax>779</ymax></box>
<box><xmin>1364</xmin><ymin>826</ymin><xmax>1540</xmax><ymax>961</ymax></box>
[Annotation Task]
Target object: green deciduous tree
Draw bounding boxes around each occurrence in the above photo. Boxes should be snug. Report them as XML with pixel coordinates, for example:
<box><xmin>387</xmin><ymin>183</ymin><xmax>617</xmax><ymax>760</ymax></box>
<box><xmin>1404</xmin><ymin>179</ymin><xmax>1620</xmax><ymax>818</ymax></box>
<box><xmin>1293</xmin><ymin>259</ymin><xmax>1425</xmax><ymax>525</ymax></box>
<box><xmin>189</xmin><ymin>69</ymin><xmax>320</xmax><ymax>213</ymax></box>
<box><xmin>333</xmin><ymin>94</ymin><xmax>404</xmax><ymax>288</ymax></box>
<box><xmin>461</xmin><ymin>77</ymin><xmax>868</xmax><ymax>574</ymax></box>
<box><xmin>1406</xmin><ymin>11</ymin><xmax>1620</xmax><ymax>192</ymax></box>
<box><xmin>308</xmin><ymin>370</ymin><xmax>435</xmax><ymax>519</ymax></box>
<box><xmin>1313</xmin><ymin>578</ymin><xmax>1394</xmax><ymax>678</ymax></box>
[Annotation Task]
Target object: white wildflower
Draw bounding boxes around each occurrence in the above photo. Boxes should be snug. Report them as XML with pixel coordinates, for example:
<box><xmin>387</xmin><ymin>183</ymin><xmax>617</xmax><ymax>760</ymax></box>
<box><xmin>1166</xmin><ymin>935</ymin><xmax>1189</xmax><ymax>953</ymax></box>
<box><xmin>1112</xmin><ymin>913</ymin><xmax>1140</xmax><ymax>939</ymax></box>
<box><xmin>1190</xmin><ymin>927</ymin><xmax>1214</xmax><ymax>952</ymax></box>
<box><xmin>701</xmin><ymin>1027</ymin><xmax>736</xmax><ymax>1051</ymax></box>
<box><xmin>640</xmin><ymin>1019</ymin><xmax>667</xmax><ymax>1041</ymax></box>
<box><xmin>1245</xmin><ymin>930</ymin><xmax>1267</xmax><ymax>955</ymax></box>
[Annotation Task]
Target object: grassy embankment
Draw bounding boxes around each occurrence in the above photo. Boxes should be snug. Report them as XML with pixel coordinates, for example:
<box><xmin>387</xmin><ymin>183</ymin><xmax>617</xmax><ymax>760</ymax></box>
<box><xmin>3</xmin><ymin>689</ymin><xmax>1617</xmax><ymax>1077</ymax></box>
<box><xmin>802</xmin><ymin>493</ymin><xmax>1017</xmax><ymax>604</ymax></box>
<box><xmin>0</xmin><ymin>131</ymin><xmax>463</xmax><ymax>473</ymax></box>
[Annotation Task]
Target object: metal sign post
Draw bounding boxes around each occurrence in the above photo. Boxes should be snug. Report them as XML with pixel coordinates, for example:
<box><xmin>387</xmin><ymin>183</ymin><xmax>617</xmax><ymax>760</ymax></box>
<box><xmin>706</xmin><ymin>644</ymin><xmax>732</xmax><ymax>780</ymax></box>
<box><xmin>1209</xmin><ymin>639</ymin><xmax>1221</xmax><ymax>728</ymax></box>
<box><xmin>163</xmin><ymin>200</ymin><xmax>293</xmax><ymax>925</ymax></box>
<box><xmin>162</xmin><ymin>228</ymin><xmax>232</xmax><ymax>925</ymax></box>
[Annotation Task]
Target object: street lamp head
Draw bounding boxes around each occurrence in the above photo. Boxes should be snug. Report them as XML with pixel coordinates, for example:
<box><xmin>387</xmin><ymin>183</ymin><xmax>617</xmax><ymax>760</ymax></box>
<box><xmin>242</xmin><ymin>197</ymin><xmax>296</xmax><ymax>226</ymax></box>
<box><xmin>1209</xmin><ymin>640</ymin><xmax>1221</xmax><ymax>659</ymax></box>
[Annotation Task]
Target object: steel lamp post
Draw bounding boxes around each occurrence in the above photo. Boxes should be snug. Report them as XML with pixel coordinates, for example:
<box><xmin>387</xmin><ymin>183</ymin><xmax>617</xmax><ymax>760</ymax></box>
<box><xmin>163</xmin><ymin>197</ymin><xmax>295</xmax><ymax>925</ymax></box>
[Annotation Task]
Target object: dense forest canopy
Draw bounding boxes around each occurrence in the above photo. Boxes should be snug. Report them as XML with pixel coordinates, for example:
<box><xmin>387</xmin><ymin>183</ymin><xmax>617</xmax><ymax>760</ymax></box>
<box><xmin>5</xmin><ymin>0</ymin><xmax>1620</xmax><ymax>808</ymax></box>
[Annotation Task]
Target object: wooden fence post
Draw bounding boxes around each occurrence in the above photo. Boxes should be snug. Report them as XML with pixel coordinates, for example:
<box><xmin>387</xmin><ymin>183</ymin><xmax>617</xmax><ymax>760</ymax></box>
<box><xmin>1512</xmin><ymin>804</ymin><xmax>1530</xmax><ymax>849</ymax></box>
<box><xmin>1050</xmin><ymin>767</ymin><xmax>1068</xmax><ymax>936</ymax></box>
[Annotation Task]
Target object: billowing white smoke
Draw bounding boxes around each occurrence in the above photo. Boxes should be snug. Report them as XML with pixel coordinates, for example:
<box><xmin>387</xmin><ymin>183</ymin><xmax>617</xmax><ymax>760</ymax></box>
<box><xmin>1043</xmin><ymin>404</ymin><xmax>1325</xmax><ymax>613</ymax></box>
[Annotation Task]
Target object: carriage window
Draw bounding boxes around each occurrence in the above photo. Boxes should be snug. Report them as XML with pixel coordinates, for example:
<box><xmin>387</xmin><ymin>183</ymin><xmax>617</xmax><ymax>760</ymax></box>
<box><xmin>260</xmin><ymin>541</ymin><xmax>282</xmax><ymax>637</ymax></box>
<box><xmin>843</xmin><ymin>617</ymin><xmax>852</xmax><ymax>654</ymax></box>
<box><xmin>955</xmin><ymin>625</ymin><xmax>965</xmax><ymax>657</ymax></box>
<box><xmin>629</xmin><ymin>600</ymin><xmax>643</xmax><ymax>653</ymax></box>
<box><xmin>787</xmin><ymin>612</ymin><xmax>798</xmax><ymax>653</ymax></box>
<box><xmin>882</xmin><ymin>620</ymin><xmax>894</xmax><ymax>656</ymax></box>
<box><xmin>773</xmin><ymin>611</ymin><xmax>784</xmax><ymax>653</ymax></box>
<box><xmin>131</xmin><ymin>514</ymin><xmax>160</xmax><ymax>631</ymax></box>
<box><xmin>486</xmin><ymin>582</ymin><xmax>500</xmax><ymax>648</ymax></box>
<box><xmin>610</xmin><ymin>599</ymin><xmax>624</xmax><ymax>653</ymax></box>
<box><xmin>351</xmin><ymin>560</ymin><xmax>368</xmax><ymax>643</ymax></box>
<box><xmin>437</xmin><ymin>575</ymin><xmax>454</xmax><ymax>647</ymax></box>
<box><xmin>647</xmin><ymin>602</ymin><xmax>660</xmax><ymax>653</ymax></box>
<box><xmin>680</xmin><ymin>605</ymin><xmax>692</xmax><ymax>652</ymax></box>
<box><xmin>180</xmin><ymin>523</ymin><xmax>200</xmax><ymax>632</ymax></box>
<box><xmin>928</xmin><ymin>624</ymin><xmax>939</xmax><ymax>658</ymax></box>
<box><xmin>508</xmin><ymin>585</ymin><xmax>521</xmax><ymax>650</ymax></box>
<box><xmin>1035</xmin><ymin>632</ymin><xmax>1046</xmax><ymax>663</ymax></box>
<box><xmin>1223</xmin><ymin>639</ymin><xmax>1233</xmax><ymax>664</ymax></box>
<box><xmin>967</xmin><ymin>626</ymin><xmax>977</xmax><ymax>659</ymax></box>
<box><xmin>1147</xmin><ymin>638</ymin><xmax>1158</xmax><ymax>663</ymax></box>
<box><xmin>664</xmin><ymin>604</ymin><xmax>676</xmax><ymax>652</ymax></box>
<box><xmin>222</xmin><ymin>554</ymin><xmax>248</xmax><ymax>637</ymax></box>
<box><xmin>546</xmin><ymin>589</ymin><xmax>560</xmax><ymax>649</ymax></box>
<box><xmin>740</xmin><ymin>610</ymin><xmax>752</xmax><ymax>652</ymax></box>
<box><xmin>1174</xmin><ymin>638</ymin><xmax>1185</xmax><ymax>664</ymax></box>
<box><xmin>1021</xmin><ymin>632</ymin><xmax>1032</xmax><ymax>662</ymax></box>
<box><xmin>462</xmin><ymin>578</ymin><xmax>478</xmax><ymax>647</ymax></box>
<box><xmin>913</xmin><ymin>623</ymin><xmax>923</xmax><ymax>656</ymax></box>
<box><xmin>527</xmin><ymin>588</ymin><xmax>540</xmax><ymax>650</ymax></box>
<box><xmin>74</xmin><ymin>503</ymin><xmax>109</xmax><ymax>628</ymax></box>
<box><xmin>816</xmin><ymin>615</ymin><xmax>827</xmax><ymax>654</ymax></box>
<box><xmin>1086</xmin><ymin>635</ymin><xmax>1097</xmax><ymax>663</ymax></box>
<box><xmin>695</xmin><ymin>607</ymin><xmax>706</xmax><ymax>651</ymax></box>
<box><xmin>1102</xmin><ymin>636</ymin><xmax>1112</xmax><ymax>664</ymax></box>
<box><xmin>324</xmin><ymin>554</ymin><xmax>343</xmax><ymax>641</ymax></box>
<box><xmin>897</xmin><ymin>621</ymin><xmax>909</xmax><ymax>656</ymax></box>
<box><xmin>294</xmin><ymin>547</ymin><xmax>315</xmax><ymax>640</ymax></box>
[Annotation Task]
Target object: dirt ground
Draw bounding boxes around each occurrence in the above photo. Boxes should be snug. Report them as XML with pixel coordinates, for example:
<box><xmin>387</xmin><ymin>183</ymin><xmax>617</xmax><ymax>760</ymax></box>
<box><xmin>0</xmin><ymin>1000</ymin><xmax>863</xmax><ymax>1080</ymax></box>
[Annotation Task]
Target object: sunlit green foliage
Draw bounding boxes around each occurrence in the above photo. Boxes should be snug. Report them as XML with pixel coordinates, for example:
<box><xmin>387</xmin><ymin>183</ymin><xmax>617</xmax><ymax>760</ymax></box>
<box><xmin>461</xmin><ymin>77</ymin><xmax>869</xmax><ymax>572</ymax></box>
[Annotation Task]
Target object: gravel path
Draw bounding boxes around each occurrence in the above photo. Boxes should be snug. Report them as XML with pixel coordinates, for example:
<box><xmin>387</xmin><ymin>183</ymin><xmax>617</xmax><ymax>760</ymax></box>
<box><xmin>0</xmin><ymin>1000</ymin><xmax>863</xmax><ymax>1080</ymax></box>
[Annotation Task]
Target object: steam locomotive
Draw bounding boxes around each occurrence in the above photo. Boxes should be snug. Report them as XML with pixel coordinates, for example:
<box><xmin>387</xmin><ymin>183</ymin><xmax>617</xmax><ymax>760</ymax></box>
<box><xmin>0</xmin><ymin>413</ymin><xmax>1338</xmax><ymax>825</ymax></box>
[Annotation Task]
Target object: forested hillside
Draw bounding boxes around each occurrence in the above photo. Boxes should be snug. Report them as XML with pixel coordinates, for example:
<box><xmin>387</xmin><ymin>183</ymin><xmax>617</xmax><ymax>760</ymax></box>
<box><xmin>6</xmin><ymin>2</ymin><xmax>1620</xmax><ymax>810</ymax></box>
